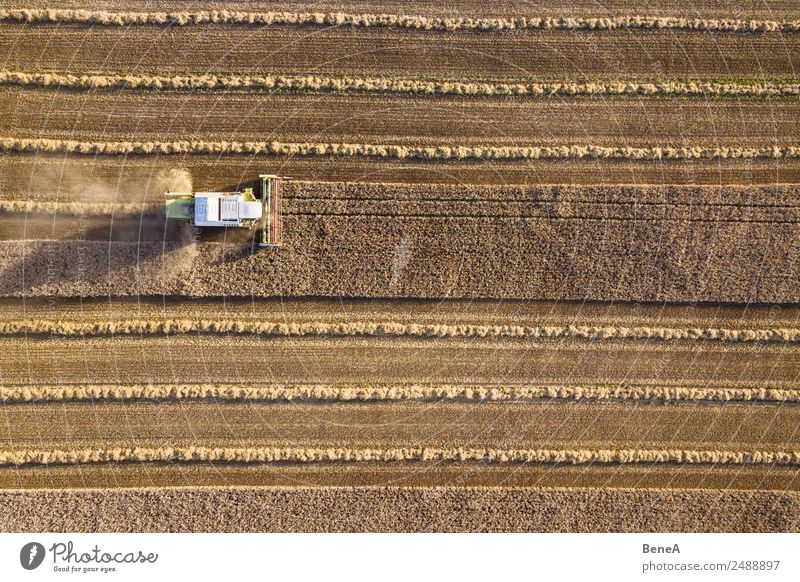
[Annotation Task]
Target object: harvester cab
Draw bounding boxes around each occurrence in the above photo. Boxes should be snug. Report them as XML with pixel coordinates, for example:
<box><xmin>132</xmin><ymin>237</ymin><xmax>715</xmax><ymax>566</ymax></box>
<box><xmin>165</xmin><ymin>174</ymin><xmax>288</xmax><ymax>247</ymax></box>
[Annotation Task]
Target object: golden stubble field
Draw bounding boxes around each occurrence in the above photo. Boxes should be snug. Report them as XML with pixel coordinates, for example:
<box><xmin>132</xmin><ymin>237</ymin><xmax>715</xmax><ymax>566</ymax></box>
<box><xmin>0</xmin><ymin>0</ymin><xmax>798</xmax><ymax>532</ymax></box>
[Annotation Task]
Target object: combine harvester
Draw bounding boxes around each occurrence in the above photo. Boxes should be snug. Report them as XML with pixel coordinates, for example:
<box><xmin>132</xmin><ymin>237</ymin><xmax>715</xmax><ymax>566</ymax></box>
<box><xmin>165</xmin><ymin>174</ymin><xmax>288</xmax><ymax>246</ymax></box>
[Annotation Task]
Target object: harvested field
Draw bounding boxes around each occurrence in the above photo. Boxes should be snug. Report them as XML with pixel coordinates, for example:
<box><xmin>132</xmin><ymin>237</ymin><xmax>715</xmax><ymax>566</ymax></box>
<box><xmin>2</xmin><ymin>333</ymin><xmax>797</xmax><ymax>388</ymax></box>
<box><xmin>6</xmin><ymin>88</ymin><xmax>800</xmax><ymax>147</ymax></box>
<box><xmin>3</xmin><ymin>24</ymin><xmax>798</xmax><ymax>80</ymax></box>
<box><xmin>1</xmin><ymin>0</ymin><xmax>799</xmax><ymax>533</ymax></box>
<box><xmin>0</xmin><ymin>233</ymin><xmax>796</xmax><ymax>301</ymax></box>
<box><xmin>3</xmin><ymin>152</ymin><xmax>799</xmax><ymax>186</ymax></box>
<box><xmin>2</xmin><ymin>400</ymin><xmax>799</xmax><ymax>456</ymax></box>
<box><xmin>0</xmin><ymin>298</ymin><xmax>797</xmax><ymax>498</ymax></box>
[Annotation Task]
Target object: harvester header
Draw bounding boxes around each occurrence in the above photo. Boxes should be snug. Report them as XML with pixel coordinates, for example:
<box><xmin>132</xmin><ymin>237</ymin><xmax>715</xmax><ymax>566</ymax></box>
<box><xmin>165</xmin><ymin>174</ymin><xmax>288</xmax><ymax>247</ymax></box>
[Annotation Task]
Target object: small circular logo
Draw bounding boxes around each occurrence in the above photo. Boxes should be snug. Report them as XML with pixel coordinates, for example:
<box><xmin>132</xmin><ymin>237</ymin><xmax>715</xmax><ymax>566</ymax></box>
<box><xmin>20</xmin><ymin>542</ymin><xmax>45</xmax><ymax>570</ymax></box>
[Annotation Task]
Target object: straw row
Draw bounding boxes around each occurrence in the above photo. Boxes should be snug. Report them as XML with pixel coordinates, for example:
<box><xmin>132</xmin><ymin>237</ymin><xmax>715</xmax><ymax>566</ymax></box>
<box><xmin>1</xmin><ymin>319</ymin><xmax>798</xmax><ymax>342</ymax></box>
<box><xmin>3</xmin><ymin>71</ymin><xmax>798</xmax><ymax>98</ymax></box>
<box><xmin>1</xmin><ymin>383</ymin><xmax>797</xmax><ymax>403</ymax></box>
<box><xmin>3</xmin><ymin>138</ymin><xmax>798</xmax><ymax>161</ymax></box>
<box><xmin>1</xmin><ymin>446</ymin><xmax>797</xmax><ymax>466</ymax></box>
<box><xmin>2</xmin><ymin>10</ymin><xmax>798</xmax><ymax>33</ymax></box>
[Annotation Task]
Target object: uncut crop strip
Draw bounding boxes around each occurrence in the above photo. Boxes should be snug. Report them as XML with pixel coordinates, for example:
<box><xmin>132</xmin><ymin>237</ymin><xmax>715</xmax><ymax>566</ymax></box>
<box><xmin>1</xmin><ymin>447</ymin><xmax>798</xmax><ymax>467</ymax></box>
<box><xmin>2</xmin><ymin>226</ymin><xmax>796</xmax><ymax>301</ymax></box>
<box><xmin>2</xmin><ymin>319</ymin><xmax>798</xmax><ymax>342</ymax></box>
<box><xmin>2</xmin><ymin>383</ymin><xmax>799</xmax><ymax>404</ymax></box>
<box><xmin>2</xmin><ymin>10</ymin><xmax>799</xmax><ymax>33</ymax></box>
<box><xmin>2</xmin><ymin>138</ymin><xmax>798</xmax><ymax>160</ymax></box>
<box><xmin>3</xmin><ymin>71</ymin><xmax>798</xmax><ymax>98</ymax></box>
<box><xmin>5</xmin><ymin>200</ymin><xmax>798</xmax><ymax>227</ymax></box>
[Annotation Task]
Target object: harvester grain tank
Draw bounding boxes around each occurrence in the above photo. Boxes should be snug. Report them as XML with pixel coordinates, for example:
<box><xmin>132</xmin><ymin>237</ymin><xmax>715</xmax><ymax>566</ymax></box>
<box><xmin>164</xmin><ymin>174</ymin><xmax>287</xmax><ymax>246</ymax></box>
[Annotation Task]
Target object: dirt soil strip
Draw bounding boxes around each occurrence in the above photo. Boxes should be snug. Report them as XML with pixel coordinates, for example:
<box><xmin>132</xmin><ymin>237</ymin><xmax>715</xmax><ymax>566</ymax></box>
<box><xmin>3</xmin><ymin>152</ymin><xmax>797</xmax><ymax>186</ymax></box>
<box><xmin>4</xmin><ymin>463</ymin><xmax>799</xmax><ymax>491</ymax></box>
<box><xmin>1</xmin><ymin>400</ymin><xmax>798</xmax><ymax>451</ymax></box>
<box><xmin>1</xmin><ymin>334</ymin><xmax>795</xmax><ymax>388</ymax></box>
<box><xmin>4</xmin><ymin>88</ymin><xmax>799</xmax><ymax>147</ymax></box>
<box><xmin>1</xmin><ymin>487</ymin><xmax>797</xmax><ymax>532</ymax></box>
<box><xmin>2</xmin><ymin>25</ymin><xmax>797</xmax><ymax>80</ymax></box>
<box><xmin>3</xmin><ymin>72</ymin><xmax>799</xmax><ymax>98</ymax></box>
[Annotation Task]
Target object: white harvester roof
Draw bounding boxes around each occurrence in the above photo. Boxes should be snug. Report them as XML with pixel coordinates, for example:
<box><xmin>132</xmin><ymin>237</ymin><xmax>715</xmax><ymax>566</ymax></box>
<box><xmin>193</xmin><ymin>192</ymin><xmax>262</xmax><ymax>227</ymax></box>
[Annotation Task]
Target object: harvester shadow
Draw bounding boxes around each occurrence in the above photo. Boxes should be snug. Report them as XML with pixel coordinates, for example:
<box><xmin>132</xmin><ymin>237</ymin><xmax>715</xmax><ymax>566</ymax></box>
<box><xmin>0</xmin><ymin>208</ymin><xmax>259</xmax><ymax>295</ymax></box>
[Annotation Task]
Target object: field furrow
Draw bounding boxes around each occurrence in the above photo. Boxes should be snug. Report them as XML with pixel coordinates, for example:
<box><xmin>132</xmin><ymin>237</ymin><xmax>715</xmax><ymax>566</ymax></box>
<box><xmin>2</xmin><ymin>447</ymin><xmax>799</xmax><ymax>467</ymax></box>
<box><xmin>3</xmin><ymin>88</ymin><xmax>799</xmax><ymax>147</ymax></box>
<box><xmin>2</xmin><ymin>25</ymin><xmax>796</xmax><ymax>80</ymax></box>
<box><xmin>1</xmin><ymin>400</ymin><xmax>798</xmax><ymax>451</ymax></box>
<box><xmin>3</xmin><ymin>298</ymin><xmax>796</xmax><ymax>335</ymax></box>
<box><xmin>1</xmin><ymin>318</ymin><xmax>798</xmax><ymax>342</ymax></box>
<box><xmin>4</xmin><ymin>152</ymin><xmax>797</xmax><ymax>186</ymax></box>
<box><xmin>1</xmin><ymin>334</ymin><xmax>795</xmax><ymax>387</ymax></box>
<box><xmin>4</xmin><ymin>463</ymin><xmax>799</xmax><ymax>491</ymax></box>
